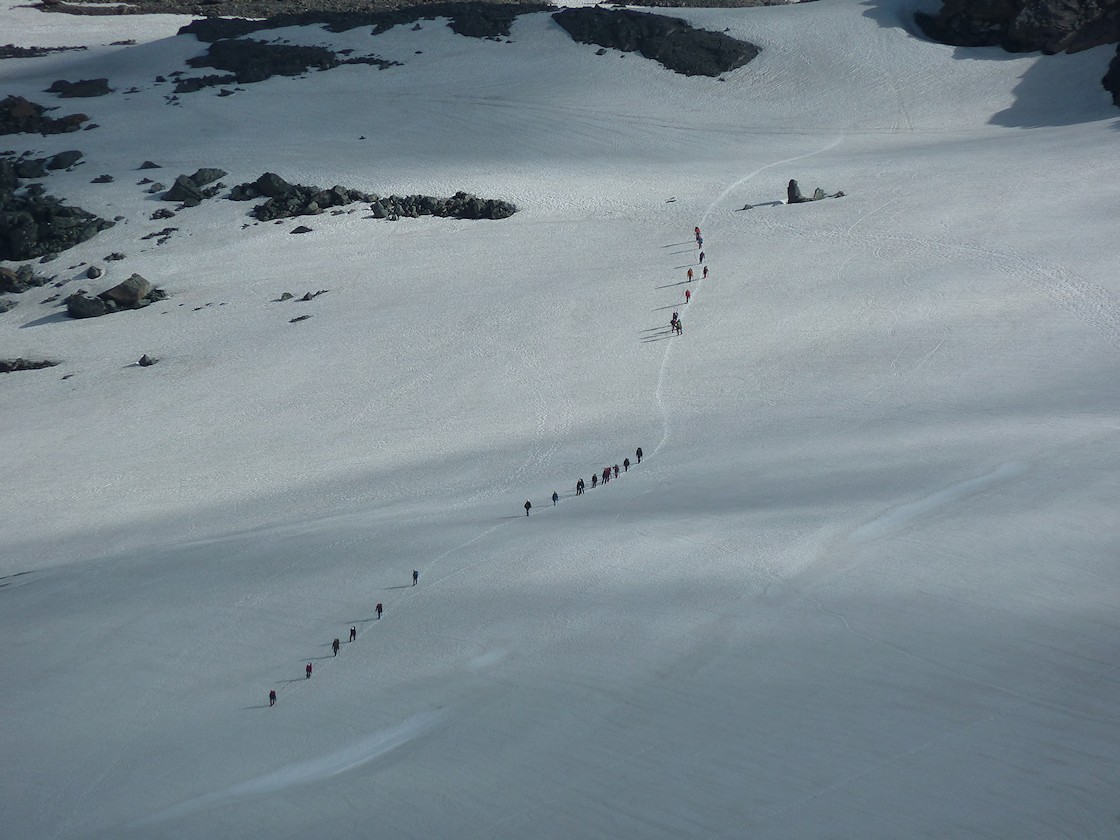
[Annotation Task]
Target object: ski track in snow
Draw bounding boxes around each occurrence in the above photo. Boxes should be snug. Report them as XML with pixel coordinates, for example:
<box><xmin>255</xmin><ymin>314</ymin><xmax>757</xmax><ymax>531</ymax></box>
<box><xmin>848</xmin><ymin>461</ymin><xmax>1027</xmax><ymax>543</ymax></box>
<box><xmin>653</xmin><ymin>136</ymin><xmax>844</xmax><ymax>457</ymax></box>
<box><xmin>134</xmin><ymin>711</ymin><xmax>445</xmax><ymax>827</ymax></box>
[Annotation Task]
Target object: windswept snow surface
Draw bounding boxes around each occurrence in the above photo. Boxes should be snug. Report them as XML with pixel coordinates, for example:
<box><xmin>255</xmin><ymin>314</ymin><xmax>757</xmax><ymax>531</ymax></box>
<box><xmin>2</xmin><ymin>1</ymin><xmax>1119</xmax><ymax>838</ymax></box>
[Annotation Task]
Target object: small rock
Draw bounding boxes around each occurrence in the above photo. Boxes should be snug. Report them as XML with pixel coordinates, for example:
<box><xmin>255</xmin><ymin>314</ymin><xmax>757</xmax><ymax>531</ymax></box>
<box><xmin>138</xmin><ymin>354</ymin><xmax>157</xmax><ymax>366</ymax></box>
<box><xmin>290</xmin><ymin>225</ymin><xmax>312</xmax><ymax>234</ymax></box>
<box><xmin>91</xmin><ymin>174</ymin><xmax>114</xmax><ymax>183</ymax></box>
<box><xmin>138</xmin><ymin>160</ymin><xmax>162</xmax><ymax>169</ymax></box>
<box><xmin>289</xmin><ymin>314</ymin><xmax>311</xmax><ymax>323</ymax></box>
<box><xmin>86</xmin><ymin>265</ymin><xmax>103</xmax><ymax>279</ymax></box>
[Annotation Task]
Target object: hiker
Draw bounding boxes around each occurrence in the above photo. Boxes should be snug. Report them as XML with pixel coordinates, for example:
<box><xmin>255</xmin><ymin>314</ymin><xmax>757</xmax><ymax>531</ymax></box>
<box><xmin>675</xmin><ymin>319</ymin><xmax>683</xmax><ymax>335</ymax></box>
<box><xmin>636</xmin><ymin>447</ymin><xmax>643</xmax><ymax>464</ymax></box>
<box><xmin>687</xmin><ymin>268</ymin><xmax>693</xmax><ymax>282</ymax></box>
<box><xmin>623</xmin><ymin>457</ymin><xmax>630</xmax><ymax>472</ymax></box>
<box><xmin>306</xmin><ymin>662</ymin><xmax>313</xmax><ymax>679</ymax></box>
<box><xmin>375</xmin><ymin>603</ymin><xmax>383</xmax><ymax>619</ymax></box>
<box><xmin>694</xmin><ymin>226</ymin><xmax>701</xmax><ymax>239</ymax></box>
<box><xmin>697</xmin><ymin>235</ymin><xmax>703</xmax><ymax>249</ymax></box>
<box><xmin>698</xmin><ymin>251</ymin><xmax>704</xmax><ymax>264</ymax></box>
<box><xmin>576</xmin><ymin>478</ymin><xmax>584</xmax><ymax>495</ymax></box>
<box><xmin>269</xmin><ymin>689</ymin><xmax>276</xmax><ymax>707</ymax></box>
<box><xmin>552</xmin><ymin>491</ymin><xmax>559</xmax><ymax>506</ymax></box>
<box><xmin>702</xmin><ymin>265</ymin><xmax>708</xmax><ymax>280</ymax></box>
<box><xmin>602</xmin><ymin>466</ymin><xmax>610</xmax><ymax>484</ymax></box>
<box><xmin>332</xmin><ymin>638</ymin><xmax>340</xmax><ymax>656</ymax></box>
<box><xmin>671</xmin><ymin>311</ymin><xmax>679</xmax><ymax>331</ymax></box>
<box><xmin>412</xmin><ymin>570</ymin><xmax>418</xmax><ymax>586</ymax></box>
<box><xmin>592</xmin><ymin>474</ymin><xmax>598</xmax><ymax>488</ymax></box>
<box><xmin>685</xmin><ymin>289</ymin><xmax>691</xmax><ymax>304</ymax></box>
<box><xmin>524</xmin><ymin>500</ymin><xmax>532</xmax><ymax>516</ymax></box>
<box><xmin>613</xmin><ymin>465</ymin><xmax>619</xmax><ymax>479</ymax></box>
<box><xmin>350</xmin><ymin>626</ymin><xmax>357</xmax><ymax>641</ymax></box>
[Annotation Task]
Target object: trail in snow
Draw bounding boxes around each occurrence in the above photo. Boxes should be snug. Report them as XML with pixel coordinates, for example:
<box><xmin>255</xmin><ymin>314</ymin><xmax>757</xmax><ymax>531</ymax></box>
<box><xmin>653</xmin><ymin>136</ymin><xmax>844</xmax><ymax>456</ymax></box>
<box><xmin>134</xmin><ymin>712</ymin><xmax>445</xmax><ymax>827</ymax></box>
<box><xmin>849</xmin><ymin>461</ymin><xmax>1027</xmax><ymax>543</ymax></box>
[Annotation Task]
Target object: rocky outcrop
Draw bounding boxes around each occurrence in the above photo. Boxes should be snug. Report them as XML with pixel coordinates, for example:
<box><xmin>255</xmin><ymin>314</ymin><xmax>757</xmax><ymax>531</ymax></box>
<box><xmin>160</xmin><ymin>168</ymin><xmax>227</xmax><ymax>206</ymax></box>
<box><xmin>0</xmin><ymin>358</ymin><xmax>59</xmax><ymax>372</ymax></box>
<box><xmin>0</xmin><ymin>264</ymin><xmax>54</xmax><ymax>294</ymax></box>
<box><xmin>0</xmin><ymin>95</ymin><xmax>89</xmax><ymax>135</ymax></box>
<box><xmin>228</xmin><ymin>172</ymin><xmax>516</xmax><ymax>221</ymax></box>
<box><xmin>1</xmin><ymin>149</ymin><xmax>113</xmax><ymax>259</ymax></box>
<box><xmin>916</xmin><ymin>0</ymin><xmax>1120</xmax><ymax>54</ymax></box>
<box><xmin>1104</xmin><ymin>48</ymin><xmax>1120</xmax><ymax>103</ymax></box>
<box><xmin>0</xmin><ymin>193</ymin><xmax>115</xmax><ymax>260</ymax></box>
<box><xmin>552</xmin><ymin>7</ymin><xmax>760</xmax><ymax>77</ymax></box>
<box><xmin>176</xmin><ymin>3</ymin><xmax>552</xmax><ymax>43</ymax></box>
<box><xmin>64</xmin><ymin>274</ymin><xmax>167</xmax><ymax>318</ymax></box>
<box><xmin>45</xmin><ymin>78</ymin><xmax>112</xmax><ymax>97</ymax></box>
<box><xmin>187</xmin><ymin>39</ymin><xmax>340</xmax><ymax>82</ymax></box>
<box><xmin>176</xmin><ymin>39</ymin><xmax>399</xmax><ymax>91</ymax></box>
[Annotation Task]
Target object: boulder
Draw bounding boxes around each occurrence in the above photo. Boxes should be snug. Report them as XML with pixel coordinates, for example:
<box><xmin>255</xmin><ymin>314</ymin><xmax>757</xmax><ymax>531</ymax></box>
<box><xmin>0</xmin><ymin>298</ymin><xmax>15</xmax><ymax>313</ymax></box>
<box><xmin>99</xmin><ymin>273</ymin><xmax>151</xmax><ymax>306</ymax></box>
<box><xmin>65</xmin><ymin>292</ymin><xmax>111</xmax><ymax>318</ymax></box>
<box><xmin>162</xmin><ymin>174</ymin><xmax>204</xmax><ymax>206</ymax></box>
<box><xmin>0</xmin><ymin>95</ymin><xmax>88</xmax><ymax>135</ymax></box>
<box><xmin>45</xmin><ymin>78</ymin><xmax>111</xmax><ymax>98</ymax></box>
<box><xmin>189</xmin><ymin>167</ymin><xmax>227</xmax><ymax>187</ymax></box>
<box><xmin>47</xmin><ymin>150</ymin><xmax>83</xmax><ymax>170</ymax></box>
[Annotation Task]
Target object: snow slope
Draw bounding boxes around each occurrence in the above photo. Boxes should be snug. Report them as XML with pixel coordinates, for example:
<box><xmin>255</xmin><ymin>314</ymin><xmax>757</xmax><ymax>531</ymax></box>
<box><xmin>2</xmin><ymin>1</ymin><xmax>1119</xmax><ymax>838</ymax></box>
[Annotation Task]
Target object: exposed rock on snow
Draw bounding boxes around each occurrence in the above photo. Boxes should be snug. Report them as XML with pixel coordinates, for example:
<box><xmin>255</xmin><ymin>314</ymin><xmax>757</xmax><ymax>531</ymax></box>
<box><xmin>551</xmin><ymin>7</ymin><xmax>760</xmax><ymax>77</ymax></box>
<box><xmin>64</xmin><ymin>275</ymin><xmax>167</xmax><ymax>318</ymax></box>
<box><xmin>0</xmin><ymin>95</ymin><xmax>89</xmax><ymax>135</ymax></box>
<box><xmin>175</xmin><ymin>3</ymin><xmax>552</xmax><ymax>43</ymax></box>
<box><xmin>916</xmin><ymin>0</ymin><xmax>1120</xmax><ymax>53</ymax></box>
<box><xmin>229</xmin><ymin>173</ymin><xmax>516</xmax><ymax>221</ymax></box>
<box><xmin>0</xmin><ymin>357</ymin><xmax>58</xmax><ymax>371</ymax></box>
<box><xmin>45</xmin><ymin>78</ymin><xmax>112</xmax><ymax>97</ymax></box>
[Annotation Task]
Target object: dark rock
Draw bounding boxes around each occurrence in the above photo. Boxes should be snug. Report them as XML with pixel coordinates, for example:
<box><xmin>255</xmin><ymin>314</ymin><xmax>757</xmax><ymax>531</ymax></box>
<box><xmin>0</xmin><ymin>194</ymin><xmax>114</xmax><ymax>261</ymax></box>
<box><xmin>0</xmin><ymin>44</ymin><xmax>86</xmax><ymax>59</ymax></box>
<box><xmin>787</xmin><ymin>179</ymin><xmax>808</xmax><ymax>204</ymax></box>
<box><xmin>91</xmin><ymin>174</ymin><xmax>114</xmax><ymax>183</ymax></box>
<box><xmin>290</xmin><ymin>225</ymin><xmax>313</xmax><ymax>234</ymax></box>
<box><xmin>0</xmin><ymin>357</ymin><xmax>59</xmax><ymax>372</ymax></box>
<box><xmin>177</xmin><ymin>4</ymin><xmax>551</xmax><ymax>43</ymax></box>
<box><xmin>189</xmin><ymin>167</ymin><xmax>227</xmax><ymax>187</ymax></box>
<box><xmin>138</xmin><ymin>353</ymin><xmax>157</xmax><ymax>366</ymax></box>
<box><xmin>289</xmin><ymin>314</ymin><xmax>312</xmax><ymax>322</ymax></box>
<box><xmin>917</xmin><ymin>0</ymin><xmax>1120</xmax><ymax>54</ymax></box>
<box><xmin>552</xmin><ymin>7</ymin><xmax>760</xmax><ymax>77</ymax></box>
<box><xmin>47</xmin><ymin>150</ymin><xmax>83</xmax><ymax>170</ymax></box>
<box><xmin>105</xmin><ymin>252</ymin><xmax>125</xmax><ymax>261</ymax></box>
<box><xmin>46</xmin><ymin>78</ymin><xmax>111</xmax><ymax>97</ymax></box>
<box><xmin>147</xmin><ymin>182</ymin><xmax>165</xmax><ymax>193</ymax></box>
<box><xmin>276</xmin><ymin>291</ymin><xmax>294</xmax><ymax>301</ymax></box>
<box><xmin>1104</xmin><ymin>45</ymin><xmax>1120</xmax><ymax>104</ymax></box>
<box><xmin>186</xmin><ymin>39</ymin><xmax>340</xmax><ymax>87</ymax></box>
<box><xmin>86</xmin><ymin>265</ymin><xmax>102</xmax><ymax>279</ymax></box>
<box><xmin>0</xmin><ymin>95</ymin><xmax>88</xmax><ymax>135</ymax></box>
<box><xmin>162</xmin><ymin>174</ymin><xmax>204</xmax><ymax>206</ymax></box>
<box><xmin>138</xmin><ymin>160</ymin><xmax>162</xmax><ymax>169</ymax></box>
<box><xmin>15</xmin><ymin>158</ymin><xmax>48</xmax><ymax>178</ymax></box>
<box><xmin>150</xmin><ymin>207</ymin><xmax>176</xmax><ymax>220</ymax></box>
<box><xmin>173</xmin><ymin>74</ymin><xmax>237</xmax><ymax>93</ymax></box>
<box><xmin>65</xmin><ymin>291</ymin><xmax>111</xmax><ymax>318</ymax></box>
<box><xmin>0</xmin><ymin>264</ymin><xmax>51</xmax><ymax>294</ymax></box>
<box><xmin>99</xmin><ymin>273</ymin><xmax>151</xmax><ymax>305</ymax></box>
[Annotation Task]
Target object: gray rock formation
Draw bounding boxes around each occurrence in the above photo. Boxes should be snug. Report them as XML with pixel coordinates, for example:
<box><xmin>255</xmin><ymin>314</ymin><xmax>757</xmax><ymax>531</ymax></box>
<box><xmin>0</xmin><ymin>95</ymin><xmax>89</xmax><ymax>135</ymax></box>
<box><xmin>917</xmin><ymin>0</ymin><xmax>1120</xmax><ymax>54</ymax></box>
<box><xmin>100</xmin><ymin>273</ymin><xmax>151</xmax><ymax>306</ymax></box>
<box><xmin>552</xmin><ymin>7</ymin><xmax>760</xmax><ymax>77</ymax></box>
<box><xmin>45</xmin><ymin>78</ymin><xmax>112</xmax><ymax>97</ymax></box>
